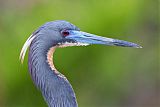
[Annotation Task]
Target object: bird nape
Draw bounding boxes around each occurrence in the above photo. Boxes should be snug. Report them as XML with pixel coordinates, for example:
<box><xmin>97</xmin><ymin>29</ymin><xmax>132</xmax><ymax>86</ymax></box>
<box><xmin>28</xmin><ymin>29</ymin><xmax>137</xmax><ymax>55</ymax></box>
<box><xmin>20</xmin><ymin>20</ymin><xmax>141</xmax><ymax>107</ymax></box>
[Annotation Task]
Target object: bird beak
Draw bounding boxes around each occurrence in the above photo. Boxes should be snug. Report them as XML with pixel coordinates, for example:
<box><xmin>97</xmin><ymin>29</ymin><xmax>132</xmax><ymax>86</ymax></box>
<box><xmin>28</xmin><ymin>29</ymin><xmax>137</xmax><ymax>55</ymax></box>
<box><xmin>65</xmin><ymin>30</ymin><xmax>142</xmax><ymax>48</ymax></box>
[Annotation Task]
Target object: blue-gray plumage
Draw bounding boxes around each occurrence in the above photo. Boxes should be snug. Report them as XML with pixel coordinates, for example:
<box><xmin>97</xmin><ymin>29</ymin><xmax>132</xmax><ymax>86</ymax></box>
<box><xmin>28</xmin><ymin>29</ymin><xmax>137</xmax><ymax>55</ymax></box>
<box><xmin>20</xmin><ymin>20</ymin><xmax>141</xmax><ymax>107</ymax></box>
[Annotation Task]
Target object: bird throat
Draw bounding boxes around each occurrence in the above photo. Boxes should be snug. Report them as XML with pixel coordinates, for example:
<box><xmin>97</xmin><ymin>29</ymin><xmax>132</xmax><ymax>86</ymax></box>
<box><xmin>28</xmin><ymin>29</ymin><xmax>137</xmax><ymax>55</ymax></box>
<box><xmin>47</xmin><ymin>46</ymin><xmax>59</xmax><ymax>74</ymax></box>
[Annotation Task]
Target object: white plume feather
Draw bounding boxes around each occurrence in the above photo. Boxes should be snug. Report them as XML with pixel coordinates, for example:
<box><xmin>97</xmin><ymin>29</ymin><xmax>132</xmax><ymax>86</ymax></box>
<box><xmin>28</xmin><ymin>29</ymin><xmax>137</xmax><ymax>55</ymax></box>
<box><xmin>19</xmin><ymin>34</ymin><xmax>35</xmax><ymax>63</ymax></box>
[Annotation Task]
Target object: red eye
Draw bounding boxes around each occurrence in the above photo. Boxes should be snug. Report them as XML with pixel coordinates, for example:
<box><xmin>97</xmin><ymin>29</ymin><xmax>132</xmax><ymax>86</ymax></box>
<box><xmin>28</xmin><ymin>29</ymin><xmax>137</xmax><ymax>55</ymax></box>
<box><xmin>62</xmin><ymin>30</ymin><xmax>70</xmax><ymax>36</ymax></box>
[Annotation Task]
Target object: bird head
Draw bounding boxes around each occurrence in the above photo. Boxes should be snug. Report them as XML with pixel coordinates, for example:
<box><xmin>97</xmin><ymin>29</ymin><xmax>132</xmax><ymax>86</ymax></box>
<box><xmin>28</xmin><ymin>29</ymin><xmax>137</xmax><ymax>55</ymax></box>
<box><xmin>20</xmin><ymin>20</ymin><xmax>142</xmax><ymax>62</ymax></box>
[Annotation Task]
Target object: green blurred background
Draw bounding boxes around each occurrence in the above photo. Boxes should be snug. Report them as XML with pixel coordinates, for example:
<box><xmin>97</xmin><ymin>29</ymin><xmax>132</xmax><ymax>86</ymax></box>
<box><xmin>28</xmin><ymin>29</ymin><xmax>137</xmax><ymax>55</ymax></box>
<box><xmin>0</xmin><ymin>0</ymin><xmax>158</xmax><ymax>107</ymax></box>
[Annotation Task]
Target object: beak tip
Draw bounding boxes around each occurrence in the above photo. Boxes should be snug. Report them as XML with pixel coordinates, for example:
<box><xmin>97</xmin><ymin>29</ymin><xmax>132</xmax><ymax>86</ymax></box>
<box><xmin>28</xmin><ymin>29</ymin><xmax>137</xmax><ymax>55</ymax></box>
<box><xmin>133</xmin><ymin>44</ymin><xmax>142</xmax><ymax>48</ymax></box>
<box><xmin>136</xmin><ymin>45</ymin><xmax>143</xmax><ymax>48</ymax></box>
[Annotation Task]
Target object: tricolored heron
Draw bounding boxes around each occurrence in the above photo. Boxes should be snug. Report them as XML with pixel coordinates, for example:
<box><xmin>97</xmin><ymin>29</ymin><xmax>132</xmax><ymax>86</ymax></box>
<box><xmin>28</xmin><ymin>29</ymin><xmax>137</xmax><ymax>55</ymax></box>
<box><xmin>20</xmin><ymin>20</ymin><xmax>141</xmax><ymax>107</ymax></box>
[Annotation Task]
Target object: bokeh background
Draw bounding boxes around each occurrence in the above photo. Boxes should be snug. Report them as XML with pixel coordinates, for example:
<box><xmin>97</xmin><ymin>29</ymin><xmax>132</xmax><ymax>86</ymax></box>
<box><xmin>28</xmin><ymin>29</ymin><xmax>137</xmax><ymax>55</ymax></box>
<box><xmin>0</xmin><ymin>0</ymin><xmax>159</xmax><ymax>107</ymax></box>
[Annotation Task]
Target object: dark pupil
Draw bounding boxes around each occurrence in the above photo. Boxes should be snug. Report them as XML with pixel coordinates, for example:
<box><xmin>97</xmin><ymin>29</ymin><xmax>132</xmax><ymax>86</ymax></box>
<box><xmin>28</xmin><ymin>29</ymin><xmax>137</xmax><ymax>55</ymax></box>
<box><xmin>63</xmin><ymin>31</ymin><xmax>69</xmax><ymax>36</ymax></box>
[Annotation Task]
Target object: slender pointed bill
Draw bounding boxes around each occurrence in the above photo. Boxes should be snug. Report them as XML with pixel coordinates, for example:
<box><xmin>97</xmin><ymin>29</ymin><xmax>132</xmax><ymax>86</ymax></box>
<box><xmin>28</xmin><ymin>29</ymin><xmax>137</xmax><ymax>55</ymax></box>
<box><xmin>65</xmin><ymin>30</ymin><xmax>142</xmax><ymax>48</ymax></box>
<box><xmin>19</xmin><ymin>34</ymin><xmax>35</xmax><ymax>63</ymax></box>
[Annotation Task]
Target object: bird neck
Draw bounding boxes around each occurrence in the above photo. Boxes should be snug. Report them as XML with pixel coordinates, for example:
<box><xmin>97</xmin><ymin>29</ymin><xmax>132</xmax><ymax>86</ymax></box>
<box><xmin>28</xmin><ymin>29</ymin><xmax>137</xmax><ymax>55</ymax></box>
<box><xmin>46</xmin><ymin>46</ymin><xmax>59</xmax><ymax>74</ymax></box>
<box><xmin>28</xmin><ymin>39</ymin><xmax>78</xmax><ymax>107</ymax></box>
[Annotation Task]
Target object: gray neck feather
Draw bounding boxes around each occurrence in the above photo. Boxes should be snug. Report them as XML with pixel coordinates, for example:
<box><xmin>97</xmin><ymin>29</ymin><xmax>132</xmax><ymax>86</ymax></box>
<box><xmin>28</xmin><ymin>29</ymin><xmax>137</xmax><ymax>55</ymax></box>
<box><xmin>28</xmin><ymin>35</ymin><xmax>78</xmax><ymax>107</ymax></box>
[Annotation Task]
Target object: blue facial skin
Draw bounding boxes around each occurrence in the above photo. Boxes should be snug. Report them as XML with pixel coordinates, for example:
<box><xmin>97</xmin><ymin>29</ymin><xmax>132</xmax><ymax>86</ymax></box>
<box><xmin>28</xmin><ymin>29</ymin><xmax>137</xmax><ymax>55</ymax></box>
<box><xmin>65</xmin><ymin>30</ymin><xmax>142</xmax><ymax>48</ymax></box>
